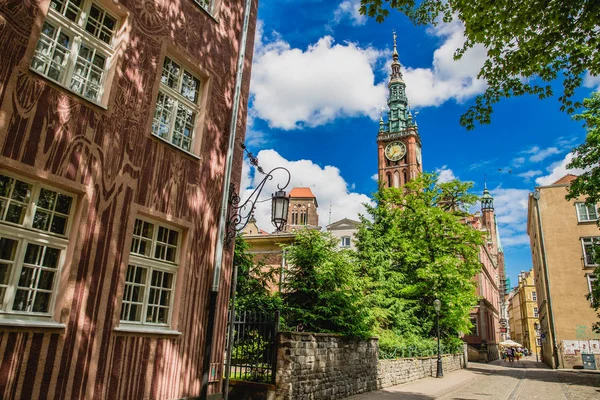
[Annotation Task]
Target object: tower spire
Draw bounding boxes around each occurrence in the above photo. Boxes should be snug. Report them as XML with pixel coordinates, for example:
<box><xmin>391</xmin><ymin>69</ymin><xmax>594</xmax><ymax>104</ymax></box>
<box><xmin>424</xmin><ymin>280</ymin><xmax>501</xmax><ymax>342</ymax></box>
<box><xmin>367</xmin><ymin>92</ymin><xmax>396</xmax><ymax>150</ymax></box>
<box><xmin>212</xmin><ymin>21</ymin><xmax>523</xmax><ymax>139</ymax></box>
<box><xmin>393</xmin><ymin>30</ymin><xmax>399</xmax><ymax>61</ymax></box>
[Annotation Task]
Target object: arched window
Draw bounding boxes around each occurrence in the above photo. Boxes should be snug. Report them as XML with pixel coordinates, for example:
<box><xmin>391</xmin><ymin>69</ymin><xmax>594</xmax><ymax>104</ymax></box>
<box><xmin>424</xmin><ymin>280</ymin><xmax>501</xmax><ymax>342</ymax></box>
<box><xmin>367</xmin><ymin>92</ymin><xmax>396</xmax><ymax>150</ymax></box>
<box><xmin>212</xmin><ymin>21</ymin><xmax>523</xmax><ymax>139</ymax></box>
<box><xmin>393</xmin><ymin>171</ymin><xmax>400</xmax><ymax>188</ymax></box>
<box><xmin>386</xmin><ymin>172</ymin><xmax>392</xmax><ymax>188</ymax></box>
<box><xmin>403</xmin><ymin>170</ymin><xmax>408</xmax><ymax>184</ymax></box>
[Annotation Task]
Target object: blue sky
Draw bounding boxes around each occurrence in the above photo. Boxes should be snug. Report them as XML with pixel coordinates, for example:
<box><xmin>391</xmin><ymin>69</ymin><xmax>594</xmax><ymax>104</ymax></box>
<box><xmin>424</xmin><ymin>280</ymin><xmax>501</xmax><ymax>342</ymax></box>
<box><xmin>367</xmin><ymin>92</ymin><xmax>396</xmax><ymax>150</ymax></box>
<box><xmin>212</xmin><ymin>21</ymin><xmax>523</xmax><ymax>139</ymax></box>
<box><xmin>241</xmin><ymin>0</ymin><xmax>599</xmax><ymax>286</ymax></box>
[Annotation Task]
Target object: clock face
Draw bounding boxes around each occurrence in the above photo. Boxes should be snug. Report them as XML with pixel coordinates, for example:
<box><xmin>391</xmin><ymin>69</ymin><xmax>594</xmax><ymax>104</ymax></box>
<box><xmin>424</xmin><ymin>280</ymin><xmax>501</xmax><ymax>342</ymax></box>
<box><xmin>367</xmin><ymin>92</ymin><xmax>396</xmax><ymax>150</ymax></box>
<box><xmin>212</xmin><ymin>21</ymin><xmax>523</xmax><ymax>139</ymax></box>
<box><xmin>416</xmin><ymin>146</ymin><xmax>422</xmax><ymax>165</ymax></box>
<box><xmin>385</xmin><ymin>141</ymin><xmax>406</xmax><ymax>161</ymax></box>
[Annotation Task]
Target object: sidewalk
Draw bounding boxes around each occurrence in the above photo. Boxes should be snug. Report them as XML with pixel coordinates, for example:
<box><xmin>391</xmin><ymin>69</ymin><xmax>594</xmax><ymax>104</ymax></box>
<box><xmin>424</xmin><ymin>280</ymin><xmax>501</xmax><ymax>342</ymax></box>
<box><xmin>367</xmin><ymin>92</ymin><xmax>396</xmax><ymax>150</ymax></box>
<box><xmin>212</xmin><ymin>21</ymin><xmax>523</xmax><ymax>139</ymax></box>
<box><xmin>347</xmin><ymin>367</ymin><xmax>481</xmax><ymax>400</ymax></box>
<box><xmin>490</xmin><ymin>355</ymin><xmax>549</xmax><ymax>369</ymax></box>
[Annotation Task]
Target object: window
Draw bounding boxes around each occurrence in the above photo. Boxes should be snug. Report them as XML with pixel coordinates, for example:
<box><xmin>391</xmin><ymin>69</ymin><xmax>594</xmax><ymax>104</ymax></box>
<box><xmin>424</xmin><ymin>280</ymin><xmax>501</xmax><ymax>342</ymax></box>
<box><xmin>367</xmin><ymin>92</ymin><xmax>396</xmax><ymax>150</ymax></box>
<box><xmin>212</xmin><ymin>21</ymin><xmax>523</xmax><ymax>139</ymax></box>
<box><xmin>469</xmin><ymin>317</ymin><xmax>478</xmax><ymax>336</ymax></box>
<box><xmin>582</xmin><ymin>237</ymin><xmax>600</xmax><ymax>266</ymax></box>
<box><xmin>120</xmin><ymin>218</ymin><xmax>180</xmax><ymax>327</ymax></box>
<box><xmin>300</xmin><ymin>210</ymin><xmax>307</xmax><ymax>225</ymax></box>
<box><xmin>0</xmin><ymin>172</ymin><xmax>76</xmax><ymax>316</ymax></box>
<box><xmin>152</xmin><ymin>56</ymin><xmax>202</xmax><ymax>152</ymax></box>
<box><xmin>533</xmin><ymin>307</ymin><xmax>539</xmax><ymax>318</ymax></box>
<box><xmin>576</xmin><ymin>202</ymin><xmax>598</xmax><ymax>222</ymax></box>
<box><xmin>532</xmin><ymin>291</ymin><xmax>537</xmax><ymax>302</ymax></box>
<box><xmin>536</xmin><ymin>338</ymin><xmax>542</xmax><ymax>347</ymax></box>
<box><xmin>340</xmin><ymin>236</ymin><xmax>351</xmax><ymax>248</ymax></box>
<box><xmin>193</xmin><ymin>0</ymin><xmax>212</xmax><ymax>13</ymax></box>
<box><xmin>588</xmin><ymin>274</ymin><xmax>597</xmax><ymax>302</ymax></box>
<box><xmin>30</xmin><ymin>0</ymin><xmax>119</xmax><ymax>104</ymax></box>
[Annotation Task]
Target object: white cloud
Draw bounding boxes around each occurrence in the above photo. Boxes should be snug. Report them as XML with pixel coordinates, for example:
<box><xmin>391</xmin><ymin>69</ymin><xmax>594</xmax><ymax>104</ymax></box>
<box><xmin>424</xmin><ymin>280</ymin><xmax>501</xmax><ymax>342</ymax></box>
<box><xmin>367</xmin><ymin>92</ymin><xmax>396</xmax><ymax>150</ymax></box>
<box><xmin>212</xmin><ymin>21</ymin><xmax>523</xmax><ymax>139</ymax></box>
<box><xmin>371</xmin><ymin>173</ymin><xmax>379</xmax><ymax>181</ymax></box>
<box><xmin>250</xmin><ymin>18</ymin><xmax>489</xmax><ymax>129</ymax></box>
<box><xmin>402</xmin><ymin>19</ymin><xmax>488</xmax><ymax>108</ymax></box>
<box><xmin>250</xmin><ymin>32</ymin><xmax>387</xmax><ymax>130</ymax></box>
<box><xmin>435</xmin><ymin>165</ymin><xmax>456</xmax><ymax>183</ymax></box>
<box><xmin>511</xmin><ymin>157</ymin><xmax>525</xmax><ymax>168</ymax></box>
<box><xmin>490</xmin><ymin>187</ymin><xmax>531</xmax><ymax>247</ymax></box>
<box><xmin>535</xmin><ymin>153</ymin><xmax>585</xmax><ymax>186</ymax></box>
<box><xmin>584</xmin><ymin>72</ymin><xmax>600</xmax><ymax>91</ymax></box>
<box><xmin>526</xmin><ymin>146</ymin><xmax>561</xmax><ymax>163</ymax></box>
<box><xmin>240</xmin><ymin>150</ymin><xmax>372</xmax><ymax>231</ymax></box>
<box><xmin>333</xmin><ymin>0</ymin><xmax>366</xmax><ymax>26</ymax></box>
<box><xmin>517</xmin><ymin>170</ymin><xmax>542</xmax><ymax>181</ymax></box>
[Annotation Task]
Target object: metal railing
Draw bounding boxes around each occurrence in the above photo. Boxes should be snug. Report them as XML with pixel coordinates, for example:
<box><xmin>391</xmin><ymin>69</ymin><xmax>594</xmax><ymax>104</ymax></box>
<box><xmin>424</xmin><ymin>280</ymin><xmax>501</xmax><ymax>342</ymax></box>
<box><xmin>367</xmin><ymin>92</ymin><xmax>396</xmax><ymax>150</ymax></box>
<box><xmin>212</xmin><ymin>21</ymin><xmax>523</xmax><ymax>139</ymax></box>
<box><xmin>225</xmin><ymin>310</ymin><xmax>279</xmax><ymax>384</ymax></box>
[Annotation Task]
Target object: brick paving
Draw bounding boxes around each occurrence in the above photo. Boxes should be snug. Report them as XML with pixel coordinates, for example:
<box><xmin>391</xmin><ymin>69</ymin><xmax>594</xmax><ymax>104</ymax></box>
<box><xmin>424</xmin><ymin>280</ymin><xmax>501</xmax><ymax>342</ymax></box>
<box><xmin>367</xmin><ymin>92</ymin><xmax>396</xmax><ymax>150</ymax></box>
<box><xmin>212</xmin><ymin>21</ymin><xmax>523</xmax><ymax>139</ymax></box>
<box><xmin>347</xmin><ymin>356</ymin><xmax>600</xmax><ymax>400</ymax></box>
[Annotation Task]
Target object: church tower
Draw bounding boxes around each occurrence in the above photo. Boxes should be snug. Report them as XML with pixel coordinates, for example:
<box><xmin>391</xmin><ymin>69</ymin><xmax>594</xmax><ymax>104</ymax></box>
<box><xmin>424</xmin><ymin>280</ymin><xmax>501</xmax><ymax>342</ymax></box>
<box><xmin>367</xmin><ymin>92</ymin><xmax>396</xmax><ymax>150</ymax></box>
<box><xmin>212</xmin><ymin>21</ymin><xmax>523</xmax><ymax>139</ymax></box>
<box><xmin>377</xmin><ymin>32</ymin><xmax>422</xmax><ymax>188</ymax></box>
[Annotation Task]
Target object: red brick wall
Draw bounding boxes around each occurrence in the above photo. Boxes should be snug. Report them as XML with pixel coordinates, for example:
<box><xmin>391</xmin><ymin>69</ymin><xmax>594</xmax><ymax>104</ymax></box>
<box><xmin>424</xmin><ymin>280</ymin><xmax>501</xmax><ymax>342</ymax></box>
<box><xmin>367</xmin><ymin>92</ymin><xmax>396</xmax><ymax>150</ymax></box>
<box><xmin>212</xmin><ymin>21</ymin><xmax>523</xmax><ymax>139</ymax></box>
<box><xmin>0</xmin><ymin>0</ymin><xmax>258</xmax><ymax>398</ymax></box>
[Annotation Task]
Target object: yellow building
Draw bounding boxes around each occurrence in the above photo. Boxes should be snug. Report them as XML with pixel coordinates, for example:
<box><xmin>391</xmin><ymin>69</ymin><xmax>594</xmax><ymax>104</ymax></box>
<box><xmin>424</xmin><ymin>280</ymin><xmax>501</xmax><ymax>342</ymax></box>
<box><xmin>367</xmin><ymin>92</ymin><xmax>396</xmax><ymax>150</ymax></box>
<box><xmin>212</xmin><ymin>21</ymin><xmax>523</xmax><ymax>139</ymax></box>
<box><xmin>527</xmin><ymin>174</ymin><xmax>600</xmax><ymax>368</ymax></box>
<box><xmin>507</xmin><ymin>269</ymin><xmax>540</xmax><ymax>353</ymax></box>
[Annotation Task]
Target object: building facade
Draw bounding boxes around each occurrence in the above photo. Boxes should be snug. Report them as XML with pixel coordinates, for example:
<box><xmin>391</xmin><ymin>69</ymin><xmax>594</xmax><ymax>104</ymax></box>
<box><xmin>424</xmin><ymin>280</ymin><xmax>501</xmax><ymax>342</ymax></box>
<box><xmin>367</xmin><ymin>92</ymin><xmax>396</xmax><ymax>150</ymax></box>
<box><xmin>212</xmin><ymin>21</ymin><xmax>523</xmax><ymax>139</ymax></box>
<box><xmin>326</xmin><ymin>218</ymin><xmax>360</xmax><ymax>250</ymax></box>
<box><xmin>0</xmin><ymin>0</ymin><xmax>258</xmax><ymax>398</ymax></box>
<box><xmin>377</xmin><ymin>33</ymin><xmax>422</xmax><ymax>188</ymax></box>
<box><xmin>462</xmin><ymin>186</ymin><xmax>504</xmax><ymax>362</ymax></box>
<box><xmin>285</xmin><ymin>187</ymin><xmax>319</xmax><ymax>232</ymax></box>
<box><xmin>507</xmin><ymin>269</ymin><xmax>540</xmax><ymax>353</ymax></box>
<box><xmin>527</xmin><ymin>174</ymin><xmax>600</xmax><ymax>368</ymax></box>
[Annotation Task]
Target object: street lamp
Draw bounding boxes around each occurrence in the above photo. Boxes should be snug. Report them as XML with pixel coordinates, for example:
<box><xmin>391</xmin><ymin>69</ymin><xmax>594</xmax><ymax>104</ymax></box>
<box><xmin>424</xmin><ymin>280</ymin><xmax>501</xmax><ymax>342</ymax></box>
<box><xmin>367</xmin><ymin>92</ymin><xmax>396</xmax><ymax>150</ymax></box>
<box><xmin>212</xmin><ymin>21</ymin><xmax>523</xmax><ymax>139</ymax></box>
<box><xmin>534</xmin><ymin>322</ymin><xmax>540</xmax><ymax>362</ymax></box>
<box><xmin>434</xmin><ymin>299</ymin><xmax>443</xmax><ymax>378</ymax></box>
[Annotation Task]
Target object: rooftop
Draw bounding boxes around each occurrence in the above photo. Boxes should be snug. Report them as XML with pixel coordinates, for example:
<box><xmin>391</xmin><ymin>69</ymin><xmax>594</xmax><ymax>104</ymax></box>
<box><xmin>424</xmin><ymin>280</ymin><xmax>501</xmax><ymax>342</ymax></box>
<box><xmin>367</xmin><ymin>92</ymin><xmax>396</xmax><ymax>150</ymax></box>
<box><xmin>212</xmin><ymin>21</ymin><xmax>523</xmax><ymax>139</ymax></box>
<box><xmin>289</xmin><ymin>187</ymin><xmax>316</xmax><ymax>199</ymax></box>
<box><xmin>553</xmin><ymin>174</ymin><xmax>578</xmax><ymax>185</ymax></box>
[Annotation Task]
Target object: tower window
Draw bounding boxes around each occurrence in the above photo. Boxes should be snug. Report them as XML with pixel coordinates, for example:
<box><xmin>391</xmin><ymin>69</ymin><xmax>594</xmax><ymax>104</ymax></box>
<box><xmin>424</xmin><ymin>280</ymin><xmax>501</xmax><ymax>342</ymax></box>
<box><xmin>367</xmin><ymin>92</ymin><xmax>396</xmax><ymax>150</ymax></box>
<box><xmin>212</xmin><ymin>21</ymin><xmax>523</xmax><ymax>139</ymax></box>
<box><xmin>386</xmin><ymin>173</ymin><xmax>392</xmax><ymax>188</ymax></box>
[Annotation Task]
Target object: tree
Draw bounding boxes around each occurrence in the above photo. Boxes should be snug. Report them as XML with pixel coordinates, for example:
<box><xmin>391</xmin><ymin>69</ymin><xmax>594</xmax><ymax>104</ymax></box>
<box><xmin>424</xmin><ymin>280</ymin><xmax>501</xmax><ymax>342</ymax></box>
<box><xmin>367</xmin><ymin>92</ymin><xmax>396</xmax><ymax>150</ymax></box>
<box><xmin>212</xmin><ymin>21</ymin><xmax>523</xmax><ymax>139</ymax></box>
<box><xmin>359</xmin><ymin>0</ymin><xmax>600</xmax><ymax>129</ymax></box>
<box><xmin>566</xmin><ymin>93</ymin><xmax>600</xmax><ymax>333</ymax></box>
<box><xmin>281</xmin><ymin>229</ymin><xmax>372</xmax><ymax>338</ymax></box>
<box><xmin>233</xmin><ymin>235</ymin><xmax>281</xmax><ymax>313</ymax></box>
<box><xmin>355</xmin><ymin>173</ymin><xmax>483</xmax><ymax>342</ymax></box>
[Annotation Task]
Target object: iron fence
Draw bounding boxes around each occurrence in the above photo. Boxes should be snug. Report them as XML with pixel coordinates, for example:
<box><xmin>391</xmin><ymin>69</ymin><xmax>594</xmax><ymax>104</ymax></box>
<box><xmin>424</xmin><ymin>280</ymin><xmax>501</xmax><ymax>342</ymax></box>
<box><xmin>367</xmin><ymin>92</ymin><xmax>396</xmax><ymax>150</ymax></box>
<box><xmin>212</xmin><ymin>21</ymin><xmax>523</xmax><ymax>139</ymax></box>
<box><xmin>225</xmin><ymin>309</ymin><xmax>279</xmax><ymax>384</ymax></box>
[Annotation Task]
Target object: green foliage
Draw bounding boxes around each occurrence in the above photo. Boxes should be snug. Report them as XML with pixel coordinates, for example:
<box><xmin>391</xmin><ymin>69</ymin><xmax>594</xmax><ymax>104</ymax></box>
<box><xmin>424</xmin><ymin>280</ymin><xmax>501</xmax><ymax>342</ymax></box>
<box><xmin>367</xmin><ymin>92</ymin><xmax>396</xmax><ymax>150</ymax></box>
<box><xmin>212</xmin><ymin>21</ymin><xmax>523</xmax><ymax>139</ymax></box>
<box><xmin>358</xmin><ymin>0</ymin><xmax>599</xmax><ymax>129</ymax></box>
<box><xmin>378</xmin><ymin>330</ymin><xmax>464</xmax><ymax>359</ymax></box>
<box><xmin>281</xmin><ymin>229</ymin><xmax>372</xmax><ymax>338</ymax></box>
<box><xmin>566</xmin><ymin>93</ymin><xmax>600</xmax><ymax>333</ymax></box>
<box><xmin>233</xmin><ymin>235</ymin><xmax>281</xmax><ymax>313</ymax></box>
<box><xmin>355</xmin><ymin>173</ymin><xmax>482</xmax><ymax>342</ymax></box>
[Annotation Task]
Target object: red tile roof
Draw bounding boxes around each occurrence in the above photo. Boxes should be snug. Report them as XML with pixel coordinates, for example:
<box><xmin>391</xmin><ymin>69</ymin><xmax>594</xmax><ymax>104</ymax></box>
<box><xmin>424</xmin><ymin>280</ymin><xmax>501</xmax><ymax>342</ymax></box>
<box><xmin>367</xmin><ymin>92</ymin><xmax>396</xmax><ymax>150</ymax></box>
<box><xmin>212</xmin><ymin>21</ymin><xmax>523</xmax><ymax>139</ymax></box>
<box><xmin>553</xmin><ymin>174</ymin><xmax>578</xmax><ymax>185</ymax></box>
<box><xmin>289</xmin><ymin>187</ymin><xmax>316</xmax><ymax>198</ymax></box>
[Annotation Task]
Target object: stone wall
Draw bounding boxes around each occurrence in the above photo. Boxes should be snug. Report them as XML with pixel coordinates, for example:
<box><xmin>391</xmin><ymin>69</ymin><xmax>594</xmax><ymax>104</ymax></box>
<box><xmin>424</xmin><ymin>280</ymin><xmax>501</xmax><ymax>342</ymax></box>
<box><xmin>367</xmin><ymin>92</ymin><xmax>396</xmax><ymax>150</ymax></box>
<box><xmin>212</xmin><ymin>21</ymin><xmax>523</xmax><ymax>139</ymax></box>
<box><xmin>274</xmin><ymin>332</ymin><xmax>467</xmax><ymax>400</ymax></box>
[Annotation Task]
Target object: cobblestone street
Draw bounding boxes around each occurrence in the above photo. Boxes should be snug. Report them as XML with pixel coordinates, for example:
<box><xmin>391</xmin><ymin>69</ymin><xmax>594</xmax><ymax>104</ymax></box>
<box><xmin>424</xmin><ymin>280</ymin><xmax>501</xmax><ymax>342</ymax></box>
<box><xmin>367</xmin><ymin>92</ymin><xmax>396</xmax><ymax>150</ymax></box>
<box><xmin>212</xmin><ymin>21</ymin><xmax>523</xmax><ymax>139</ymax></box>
<box><xmin>348</xmin><ymin>357</ymin><xmax>600</xmax><ymax>400</ymax></box>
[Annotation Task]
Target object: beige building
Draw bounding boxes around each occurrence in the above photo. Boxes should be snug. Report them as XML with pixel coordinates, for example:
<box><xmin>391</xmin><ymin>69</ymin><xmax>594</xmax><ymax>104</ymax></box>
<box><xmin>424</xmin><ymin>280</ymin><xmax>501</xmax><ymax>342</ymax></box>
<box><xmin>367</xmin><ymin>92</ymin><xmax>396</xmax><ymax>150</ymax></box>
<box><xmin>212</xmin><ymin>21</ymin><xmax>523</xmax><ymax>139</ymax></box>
<box><xmin>527</xmin><ymin>174</ymin><xmax>600</xmax><ymax>368</ymax></box>
<box><xmin>327</xmin><ymin>218</ymin><xmax>360</xmax><ymax>250</ymax></box>
<box><xmin>507</xmin><ymin>269</ymin><xmax>540</xmax><ymax>353</ymax></box>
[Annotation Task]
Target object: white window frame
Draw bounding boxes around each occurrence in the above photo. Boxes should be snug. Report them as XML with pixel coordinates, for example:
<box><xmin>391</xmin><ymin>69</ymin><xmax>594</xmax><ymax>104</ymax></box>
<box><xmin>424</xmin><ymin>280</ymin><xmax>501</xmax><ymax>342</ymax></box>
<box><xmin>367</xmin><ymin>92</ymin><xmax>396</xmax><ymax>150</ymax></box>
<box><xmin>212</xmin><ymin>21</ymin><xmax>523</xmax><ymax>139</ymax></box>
<box><xmin>340</xmin><ymin>236</ymin><xmax>351</xmax><ymax>248</ymax></box>
<box><xmin>152</xmin><ymin>56</ymin><xmax>202</xmax><ymax>153</ymax></box>
<box><xmin>533</xmin><ymin>307</ymin><xmax>539</xmax><ymax>318</ymax></box>
<box><xmin>576</xmin><ymin>202</ymin><xmax>599</xmax><ymax>222</ymax></box>
<box><xmin>193</xmin><ymin>0</ymin><xmax>213</xmax><ymax>13</ymax></box>
<box><xmin>581</xmin><ymin>237</ymin><xmax>600</xmax><ymax>267</ymax></box>
<box><xmin>470</xmin><ymin>317</ymin><xmax>478</xmax><ymax>336</ymax></box>
<box><xmin>588</xmin><ymin>274</ymin><xmax>597</xmax><ymax>302</ymax></box>
<box><xmin>532</xmin><ymin>291</ymin><xmax>537</xmax><ymax>302</ymax></box>
<box><xmin>30</xmin><ymin>0</ymin><xmax>119</xmax><ymax>105</ymax></box>
<box><xmin>119</xmin><ymin>217</ymin><xmax>181</xmax><ymax>329</ymax></box>
<box><xmin>0</xmin><ymin>171</ymin><xmax>76</xmax><ymax>320</ymax></box>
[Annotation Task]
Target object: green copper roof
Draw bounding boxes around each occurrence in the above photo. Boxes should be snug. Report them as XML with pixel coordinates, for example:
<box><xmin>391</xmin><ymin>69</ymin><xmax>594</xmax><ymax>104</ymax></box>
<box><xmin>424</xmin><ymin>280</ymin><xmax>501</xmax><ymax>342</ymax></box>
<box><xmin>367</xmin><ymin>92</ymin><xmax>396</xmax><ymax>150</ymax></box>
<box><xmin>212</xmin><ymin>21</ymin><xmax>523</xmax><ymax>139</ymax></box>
<box><xmin>378</xmin><ymin>31</ymin><xmax>417</xmax><ymax>135</ymax></box>
<box><xmin>481</xmin><ymin>183</ymin><xmax>494</xmax><ymax>210</ymax></box>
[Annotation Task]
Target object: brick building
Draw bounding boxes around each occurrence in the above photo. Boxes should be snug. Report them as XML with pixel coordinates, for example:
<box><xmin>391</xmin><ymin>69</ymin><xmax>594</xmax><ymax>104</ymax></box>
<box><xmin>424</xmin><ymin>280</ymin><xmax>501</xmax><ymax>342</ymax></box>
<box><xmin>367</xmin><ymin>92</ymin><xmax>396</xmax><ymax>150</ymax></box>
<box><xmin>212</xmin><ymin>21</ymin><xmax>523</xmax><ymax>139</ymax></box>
<box><xmin>462</xmin><ymin>186</ymin><xmax>504</xmax><ymax>361</ymax></box>
<box><xmin>0</xmin><ymin>0</ymin><xmax>258</xmax><ymax>398</ymax></box>
<box><xmin>285</xmin><ymin>187</ymin><xmax>319</xmax><ymax>232</ymax></box>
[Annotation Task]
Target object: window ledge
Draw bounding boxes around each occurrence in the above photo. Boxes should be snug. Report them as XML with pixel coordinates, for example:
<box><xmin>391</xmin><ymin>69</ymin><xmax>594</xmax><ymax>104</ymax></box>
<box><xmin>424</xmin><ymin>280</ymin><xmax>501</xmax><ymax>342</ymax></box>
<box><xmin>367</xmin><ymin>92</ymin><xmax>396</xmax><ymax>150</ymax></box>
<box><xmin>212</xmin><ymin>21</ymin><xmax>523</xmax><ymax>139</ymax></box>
<box><xmin>0</xmin><ymin>319</ymin><xmax>66</xmax><ymax>329</ymax></box>
<box><xmin>151</xmin><ymin>134</ymin><xmax>201</xmax><ymax>160</ymax></box>
<box><xmin>192</xmin><ymin>1</ymin><xmax>219</xmax><ymax>22</ymax></box>
<box><xmin>114</xmin><ymin>325</ymin><xmax>182</xmax><ymax>336</ymax></box>
<box><xmin>578</xmin><ymin>220</ymin><xmax>599</xmax><ymax>224</ymax></box>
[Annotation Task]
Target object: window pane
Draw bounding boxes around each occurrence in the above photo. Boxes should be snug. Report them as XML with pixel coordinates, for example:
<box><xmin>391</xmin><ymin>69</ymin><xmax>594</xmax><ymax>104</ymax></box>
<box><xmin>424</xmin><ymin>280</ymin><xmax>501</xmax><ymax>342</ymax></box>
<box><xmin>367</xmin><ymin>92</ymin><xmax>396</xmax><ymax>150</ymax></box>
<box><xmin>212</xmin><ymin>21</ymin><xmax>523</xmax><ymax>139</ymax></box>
<box><xmin>55</xmin><ymin>193</ymin><xmax>73</xmax><ymax>214</ymax></box>
<box><xmin>32</xmin><ymin>292</ymin><xmax>51</xmax><ymax>313</ymax></box>
<box><xmin>181</xmin><ymin>71</ymin><xmax>200</xmax><ymax>103</ymax></box>
<box><xmin>84</xmin><ymin>4</ymin><xmax>116</xmax><ymax>44</ymax></box>
<box><xmin>13</xmin><ymin>244</ymin><xmax>60</xmax><ymax>313</ymax></box>
<box><xmin>50</xmin><ymin>0</ymin><xmax>83</xmax><ymax>22</ymax></box>
<box><xmin>161</xmin><ymin>58</ymin><xmax>181</xmax><ymax>90</ymax></box>
<box><xmin>32</xmin><ymin>210</ymin><xmax>51</xmax><ymax>231</ymax></box>
<box><xmin>38</xmin><ymin>188</ymin><xmax>57</xmax><ymax>210</ymax></box>
<box><xmin>31</xmin><ymin>22</ymin><xmax>72</xmax><ymax>83</ymax></box>
<box><xmin>0</xmin><ymin>237</ymin><xmax>18</xmax><ymax>261</ymax></box>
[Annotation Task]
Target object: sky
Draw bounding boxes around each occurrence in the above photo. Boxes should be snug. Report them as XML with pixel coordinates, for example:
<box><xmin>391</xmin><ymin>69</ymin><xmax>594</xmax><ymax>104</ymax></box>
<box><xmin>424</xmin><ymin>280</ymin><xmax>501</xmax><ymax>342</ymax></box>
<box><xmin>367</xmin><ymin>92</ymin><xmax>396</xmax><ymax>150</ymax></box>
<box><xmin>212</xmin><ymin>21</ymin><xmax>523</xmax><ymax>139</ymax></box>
<box><xmin>240</xmin><ymin>0</ymin><xmax>599</xmax><ymax>287</ymax></box>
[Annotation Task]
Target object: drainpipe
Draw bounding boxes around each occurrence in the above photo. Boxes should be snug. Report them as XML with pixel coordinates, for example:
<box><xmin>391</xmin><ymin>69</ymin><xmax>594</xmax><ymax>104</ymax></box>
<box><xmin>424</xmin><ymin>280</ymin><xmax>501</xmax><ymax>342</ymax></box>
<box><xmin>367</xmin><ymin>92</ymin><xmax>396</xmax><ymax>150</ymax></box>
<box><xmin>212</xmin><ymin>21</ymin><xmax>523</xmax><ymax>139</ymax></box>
<box><xmin>532</xmin><ymin>190</ymin><xmax>560</xmax><ymax>368</ymax></box>
<box><xmin>201</xmin><ymin>0</ymin><xmax>254</xmax><ymax>397</ymax></box>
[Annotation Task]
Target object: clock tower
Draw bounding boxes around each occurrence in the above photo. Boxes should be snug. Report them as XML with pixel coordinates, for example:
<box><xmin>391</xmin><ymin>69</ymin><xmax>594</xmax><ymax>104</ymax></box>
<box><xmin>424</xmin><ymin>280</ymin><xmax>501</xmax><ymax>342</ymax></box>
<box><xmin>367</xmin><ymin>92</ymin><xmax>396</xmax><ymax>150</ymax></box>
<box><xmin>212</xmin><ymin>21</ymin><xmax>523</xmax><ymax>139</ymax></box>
<box><xmin>377</xmin><ymin>32</ymin><xmax>422</xmax><ymax>188</ymax></box>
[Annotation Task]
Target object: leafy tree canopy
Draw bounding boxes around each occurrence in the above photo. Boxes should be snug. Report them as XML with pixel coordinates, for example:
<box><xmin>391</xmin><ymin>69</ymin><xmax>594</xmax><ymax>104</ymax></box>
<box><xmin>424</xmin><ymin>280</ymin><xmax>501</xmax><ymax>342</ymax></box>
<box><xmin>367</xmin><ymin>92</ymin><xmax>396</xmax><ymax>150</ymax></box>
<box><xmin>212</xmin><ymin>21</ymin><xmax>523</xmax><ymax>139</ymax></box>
<box><xmin>355</xmin><ymin>173</ymin><xmax>483</xmax><ymax>340</ymax></box>
<box><xmin>233</xmin><ymin>235</ymin><xmax>281</xmax><ymax>313</ymax></box>
<box><xmin>566</xmin><ymin>93</ymin><xmax>600</xmax><ymax>333</ymax></box>
<box><xmin>281</xmin><ymin>229</ymin><xmax>373</xmax><ymax>338</ymax></box>
<box><xmin>359</xmin><ymin>0</ymin><xmax>600</xmax><ymax>129</ymax></box>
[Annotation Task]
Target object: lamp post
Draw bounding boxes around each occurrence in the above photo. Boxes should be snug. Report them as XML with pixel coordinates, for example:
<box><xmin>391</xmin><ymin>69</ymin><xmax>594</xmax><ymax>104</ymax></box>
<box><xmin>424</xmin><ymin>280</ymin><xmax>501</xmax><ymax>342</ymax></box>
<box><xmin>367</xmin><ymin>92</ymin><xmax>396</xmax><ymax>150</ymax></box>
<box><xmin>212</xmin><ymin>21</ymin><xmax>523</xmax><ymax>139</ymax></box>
<box><xmin>434</xmin><ymin>299</ymin><xmax>443</xmax><ymax>378</ymax></box>
<box><xmin>534</xmin><ymin>322</ymin><xmax>540</xmax><ymax>362</ymax></box>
